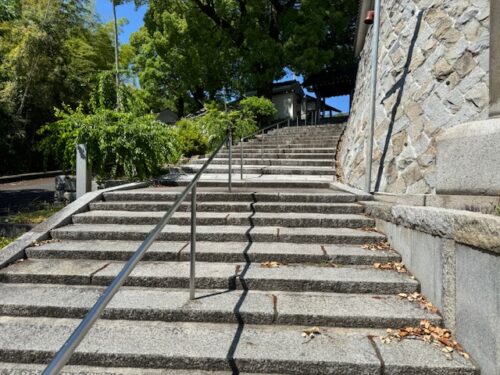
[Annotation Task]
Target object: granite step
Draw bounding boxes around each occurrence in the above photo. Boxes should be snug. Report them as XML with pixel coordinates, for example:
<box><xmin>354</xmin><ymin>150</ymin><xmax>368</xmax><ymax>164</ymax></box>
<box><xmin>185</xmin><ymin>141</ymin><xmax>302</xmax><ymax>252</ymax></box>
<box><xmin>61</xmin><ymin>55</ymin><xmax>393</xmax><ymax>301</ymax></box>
<box><xmin>221</xmin><ymin>147</ymin><xmax>336</xmax><ymax>154</ymax></box>
<box><xmin>0</xmin><ymin>284</ymin><xmax>440</xmax><ymax>327</ymax></box>
<box><xmin>25</xmin><ymin>241</ymin><xmax>400</xmax><ymax>264</ymax></box>
<box><xmin>190</xmin><ymin>158</ymin><xmax>334</xmax><ymax>167</ymax></box>
<box><xmin>0</xmin><ymin>259</ymin><xmax>416</xmax><ymax>293</ymax></box>
<box><xmin>181</xmin><ymin>165</ymin><xmax>335</xmax><ymax>176</ymax></box>
<box><xmin>217</xmin><ymin>152</ymin><xmax>334</xmax><ymax>159</ymax></box>
<box><xmin>50</xmin><ymin>224</ymin><xmax>384</xmax><ymax>244</ymax></box>
<box><xmin>73</xmin><ymin>211</ymin><xmax>373</xmax><ymax>228</ymax></box>
<box><xmin>162</xmin><ymin>179</ymin><xmax>334</xmax><ymax>189</ymax></box>
<box><xmin>90</xmin><ymin>201</ymin><xmax>364</xmax><ymax>214</ymax></box>
<box><xmin>102</xmin><ymin>190</ymin><xmax>355</xmax><ymax>203</ymax></box>
<box><xmin>0</xmin><ymin>317</ymin><xmax>476</xmax><ymax>374</ymax></box>
<box><xmin>229</xmin><ymin>143</ymin><xmax>338</xmax><ymax>149</ymax></box>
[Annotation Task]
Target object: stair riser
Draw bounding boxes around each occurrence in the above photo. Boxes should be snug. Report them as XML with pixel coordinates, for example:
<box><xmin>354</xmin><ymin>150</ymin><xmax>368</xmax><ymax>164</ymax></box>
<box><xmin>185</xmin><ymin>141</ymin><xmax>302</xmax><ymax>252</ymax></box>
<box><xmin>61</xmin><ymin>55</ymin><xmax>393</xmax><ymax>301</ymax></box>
<box><xmin>26</xmin><ymin>248</ymin><xmax>399</xmax><ymax>265</ymax></box>
<box><xmin>218</xmin><ymin>153</ymin><xmax>334</xmax><ymax>159</ymax></box>
<box><xmin>89</xmin><ymin>203</ymin><xmax>363</xmax><ymax>214</ymax></box>
<box><xmin>72</xmin><ymin>216</ymin><xmax>373</xmax><ymax>228</ymax></box>
<box><xmin>222</xmin><ymin>148</ymin><xmax>336</xmax><ymax>154</ymax></box>
<box><xmin>191</xmin><ymin>159</ymin><xmax>334</xmax><ymax>167</ymax></box>
<box><xmin>232</xmin><ymin>144</ymin><xmax>337</xmax><ymax>149</ymax></box>
<box><xmin>0</xmin><ymin>351</ymin><xmax>377</xmax><ymax>375</ymax></box>
<box><xmin>181</xmin><ymin>167</ymin><xmax>335</xmax><ymax>176</ymax></box>
<box><xmin>50</xmin><ymin>231</ymin><xmax>383</xmax><ymax>244</ymax></box>
<box><xmin>103</xmin><ymin>192</ymin><xmax>355</xmax><ymax>203</ymax></box>
<box><xmin>0</xmin><ymin>305</ymin><xmax>437</xmax><ymax>329</ymax></box>
<box><xmin>163</xmin><ymin>180</ymin><xmax>333</xmax><ymax>189</ymax></box>
<box><xmin>0</xmin><ymin>275</ymin><xmax>415</xmax><ymax>295</ymax></box>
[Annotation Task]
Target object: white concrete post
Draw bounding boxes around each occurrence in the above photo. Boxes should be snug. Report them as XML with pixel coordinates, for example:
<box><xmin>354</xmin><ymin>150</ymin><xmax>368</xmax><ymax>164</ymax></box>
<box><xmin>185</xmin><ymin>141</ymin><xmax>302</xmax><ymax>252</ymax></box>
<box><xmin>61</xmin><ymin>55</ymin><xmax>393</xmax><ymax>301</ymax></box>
<box><xmin>76</xmin><ymin>144</ymin><xmax>91</xmax><ymax>198</ymax></box>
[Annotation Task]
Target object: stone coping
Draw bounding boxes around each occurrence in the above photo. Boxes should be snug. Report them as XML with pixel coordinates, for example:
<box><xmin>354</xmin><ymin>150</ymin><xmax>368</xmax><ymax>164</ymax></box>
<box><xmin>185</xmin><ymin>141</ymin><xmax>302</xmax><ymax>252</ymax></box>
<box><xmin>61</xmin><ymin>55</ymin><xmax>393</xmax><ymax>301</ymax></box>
<box><xmin>330</xmin><ymin>182</ymin><xmax>374</xmax><ymax>201</ymax></box>
<box><xmin>362</xmin><ymin>201</ymin><xmax>500</xmax><ymax>254</ymax></box>
<box><xmin>0</xmin><ymin>181</ymin><xmax>150</xmax><ymax>269</ymax></box>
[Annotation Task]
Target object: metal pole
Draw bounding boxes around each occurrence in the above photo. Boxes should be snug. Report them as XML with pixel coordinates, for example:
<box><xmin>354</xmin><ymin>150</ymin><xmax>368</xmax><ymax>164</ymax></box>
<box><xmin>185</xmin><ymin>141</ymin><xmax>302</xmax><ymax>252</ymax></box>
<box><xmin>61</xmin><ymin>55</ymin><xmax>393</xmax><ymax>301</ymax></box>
<box><xmin>240</xmin><ymin>138</ymin><xmax>243</xmax><ymax>180</ymax></box>
<box><xmin>189</xmin><ymin>184</ymin><xmax>197</xmax><ymax>300</ymax></box>
<box><xmin>365</xmin><ymin>0</ymin><xmax>381</xmax><ymax>193</ymax></box>
<box><xmin>228</xmin><ymin>127</ymin><xmax>232</xmax><ymax>192</ymax></box>
<box><xmin>261</xmin><ymin>129</ymin><xmax>264</xmax><ymax>161</ymax></box>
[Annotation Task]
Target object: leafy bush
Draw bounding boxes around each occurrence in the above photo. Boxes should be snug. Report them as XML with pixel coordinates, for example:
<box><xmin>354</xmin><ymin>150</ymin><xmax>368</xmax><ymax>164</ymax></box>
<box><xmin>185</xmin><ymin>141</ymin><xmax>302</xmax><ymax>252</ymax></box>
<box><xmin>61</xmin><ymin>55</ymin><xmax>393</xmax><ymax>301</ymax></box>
<box><xmin>176</xmin><ymin>118</ymin><xmax>209</xmax><ymax>157</ymax></box>
<box><xmin>239</xmin><ymin>96</ymin><xmax>277</xmax><ymax>124</ymax></box>
<box><xmin>38</xmin><ymin>107</ymin><xmax>181</xmax><ymax>180</ymax></box>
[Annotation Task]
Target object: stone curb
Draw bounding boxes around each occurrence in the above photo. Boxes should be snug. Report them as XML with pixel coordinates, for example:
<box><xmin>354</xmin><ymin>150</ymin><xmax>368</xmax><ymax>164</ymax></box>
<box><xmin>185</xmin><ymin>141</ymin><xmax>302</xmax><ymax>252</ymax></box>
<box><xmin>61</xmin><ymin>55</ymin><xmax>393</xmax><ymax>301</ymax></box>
<box><xmin>361</xmin><ymin>201</ymin><xmax>500</xmax><ymax>254</ymax></box>
<box><xmin>0</xmin><ymin>181</ymin><xmax>150</xmax><ymax>270</ymax></box>
<box><xmin>330</xmin><ymin>182</ymin><xmax>374</xmax><ymax>201</ymax></box>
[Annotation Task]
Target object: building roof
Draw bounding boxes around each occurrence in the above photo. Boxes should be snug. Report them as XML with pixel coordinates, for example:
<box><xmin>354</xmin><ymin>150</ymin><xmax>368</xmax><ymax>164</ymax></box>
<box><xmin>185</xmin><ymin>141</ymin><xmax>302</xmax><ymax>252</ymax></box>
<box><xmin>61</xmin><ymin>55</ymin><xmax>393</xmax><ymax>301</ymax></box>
<box><xmin>304</xmin><ymin>95</ymin><xmax>342</xmax><ymax>113</ymax></box>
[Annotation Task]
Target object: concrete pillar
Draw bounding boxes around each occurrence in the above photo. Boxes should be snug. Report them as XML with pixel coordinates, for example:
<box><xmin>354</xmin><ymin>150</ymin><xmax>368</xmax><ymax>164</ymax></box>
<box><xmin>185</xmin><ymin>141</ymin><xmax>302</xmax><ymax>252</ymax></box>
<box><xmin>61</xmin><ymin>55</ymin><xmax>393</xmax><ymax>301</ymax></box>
<box><xmin>490</xmin><ymin>0</ymin><xmax>500</xmax><ymax>117</ymax></box>
<box><xmin>76</xmin><ymin>144</ymin><xmax>92</xmax><ymax>199</ymax></box>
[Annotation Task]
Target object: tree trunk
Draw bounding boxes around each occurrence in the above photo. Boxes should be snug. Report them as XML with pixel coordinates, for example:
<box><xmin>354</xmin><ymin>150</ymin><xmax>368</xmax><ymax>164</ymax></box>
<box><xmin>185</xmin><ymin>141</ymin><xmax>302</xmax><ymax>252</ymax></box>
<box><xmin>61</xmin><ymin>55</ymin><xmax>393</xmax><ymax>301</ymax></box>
<box><xmin>112</xmin><ymin>1</ymin><xmax>120</xmax><ymax>110</ymax></box>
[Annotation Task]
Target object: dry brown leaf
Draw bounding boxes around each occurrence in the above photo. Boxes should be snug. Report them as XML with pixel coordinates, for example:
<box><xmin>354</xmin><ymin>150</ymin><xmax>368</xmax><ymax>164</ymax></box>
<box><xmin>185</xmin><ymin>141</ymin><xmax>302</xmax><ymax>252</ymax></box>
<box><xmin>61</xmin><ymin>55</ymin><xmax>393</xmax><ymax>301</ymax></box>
<box><xmin>362</xmin><ymin>241</ymin><xmax>393</xmax><ymax>251</ymax></box>
<box><xmin>301</xmin><ymin>326</ymin><xmax>321</xmax><ymax>343</ymax></box>
<box><xmin>260</xmin><ymin>261</ymin><xmax>281</xmax><ymax>268</ymax></box>
<box><xmin>398</xmin><ymin>292</ymin><xmax>440</xmax><ymax>313</ymax></box>
<box><xmin>373</xmin><ymin>262</ymin><xmax>407</xmax><ymax>273</ymax></box>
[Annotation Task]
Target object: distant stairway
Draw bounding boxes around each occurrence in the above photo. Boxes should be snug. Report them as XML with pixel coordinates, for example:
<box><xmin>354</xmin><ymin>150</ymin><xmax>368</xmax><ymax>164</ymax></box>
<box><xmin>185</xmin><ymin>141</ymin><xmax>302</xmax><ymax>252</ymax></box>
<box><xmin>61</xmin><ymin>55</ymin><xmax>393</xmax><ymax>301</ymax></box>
<box><xmin>0</xmin><ymin>123</ymin><xmax>476</xmax><ymax>374</ymax></box>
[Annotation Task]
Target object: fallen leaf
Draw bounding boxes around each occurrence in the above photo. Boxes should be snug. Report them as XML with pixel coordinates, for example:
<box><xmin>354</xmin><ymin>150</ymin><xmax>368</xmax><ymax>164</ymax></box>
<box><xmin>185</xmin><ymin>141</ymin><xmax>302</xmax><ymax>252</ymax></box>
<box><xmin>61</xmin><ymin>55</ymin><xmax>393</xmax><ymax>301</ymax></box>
<box><xmin>260</xmin><ymin>261</ymin><xmax>281</xmax><ymax>268</ymax></box>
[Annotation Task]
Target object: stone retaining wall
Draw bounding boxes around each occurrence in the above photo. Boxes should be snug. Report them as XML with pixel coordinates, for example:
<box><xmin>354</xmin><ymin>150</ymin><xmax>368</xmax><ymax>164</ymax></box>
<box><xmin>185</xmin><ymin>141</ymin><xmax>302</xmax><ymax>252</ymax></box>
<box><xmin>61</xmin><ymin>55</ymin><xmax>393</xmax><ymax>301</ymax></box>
<box><xmin>338</xmin><ymin>0</ymin><xmax>490</xmax><ymax>193</ymax></box>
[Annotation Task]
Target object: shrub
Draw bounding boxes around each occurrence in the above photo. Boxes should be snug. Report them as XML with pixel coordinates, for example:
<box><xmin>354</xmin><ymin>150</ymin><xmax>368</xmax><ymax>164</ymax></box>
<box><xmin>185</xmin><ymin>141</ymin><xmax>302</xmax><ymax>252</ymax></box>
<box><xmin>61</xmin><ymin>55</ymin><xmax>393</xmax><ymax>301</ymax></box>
<box><xmin>38</xmin><ymin>106</ymin><xmax>181</xmax><ymax>180</ymax></box>
<box><xmin>176</xmin><ymin>118</ymin><xmax>209</xmax><ymax>157</ymax></box>
<box><xmin>239</xmin><ymin>96</ymin><xmax>277</xmax><ymax>125</ymax></box>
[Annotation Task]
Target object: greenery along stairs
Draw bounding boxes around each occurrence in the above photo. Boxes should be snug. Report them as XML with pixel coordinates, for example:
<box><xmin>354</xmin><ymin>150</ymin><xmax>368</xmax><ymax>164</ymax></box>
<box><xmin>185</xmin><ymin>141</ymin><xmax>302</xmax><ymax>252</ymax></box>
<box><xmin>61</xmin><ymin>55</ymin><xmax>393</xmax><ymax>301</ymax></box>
<box><xmin>0</xmin><ymin>124</ymin><xmax>476</xmax><ymax>374</ymax></box>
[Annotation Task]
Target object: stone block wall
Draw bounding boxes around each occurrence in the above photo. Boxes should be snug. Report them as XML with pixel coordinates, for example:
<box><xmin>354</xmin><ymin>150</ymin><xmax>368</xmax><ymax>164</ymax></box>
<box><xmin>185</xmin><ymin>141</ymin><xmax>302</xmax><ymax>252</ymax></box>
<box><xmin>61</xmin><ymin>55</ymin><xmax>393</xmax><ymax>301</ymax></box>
<box><xmin>338</xmin><ymin>0</ymin><xmax>490</xmax><ymax>193</ymax></box>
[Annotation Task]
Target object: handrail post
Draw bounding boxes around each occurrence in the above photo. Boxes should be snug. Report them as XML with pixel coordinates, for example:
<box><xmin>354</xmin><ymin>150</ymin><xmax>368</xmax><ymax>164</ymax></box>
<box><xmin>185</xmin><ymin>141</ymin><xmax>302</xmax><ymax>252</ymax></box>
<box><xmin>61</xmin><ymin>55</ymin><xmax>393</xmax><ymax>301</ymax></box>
<box><xmin>261</xmin><ymin>129</ymin><xmax>264</xmax><ymax>161</ymax></box>
<box><xmin>240</xmin><ymin>138</ymin><xmax>243</xmax><ymax>180</ymax></box>
<box><xmin>189</xmin><ymin>184</ymin><xmax>197</xmax><ymax>300</ymax></box>
<box><xmin>228</xmin><ymin>126</ymin><xmax>232</xmax><ymax>192</ymax></box>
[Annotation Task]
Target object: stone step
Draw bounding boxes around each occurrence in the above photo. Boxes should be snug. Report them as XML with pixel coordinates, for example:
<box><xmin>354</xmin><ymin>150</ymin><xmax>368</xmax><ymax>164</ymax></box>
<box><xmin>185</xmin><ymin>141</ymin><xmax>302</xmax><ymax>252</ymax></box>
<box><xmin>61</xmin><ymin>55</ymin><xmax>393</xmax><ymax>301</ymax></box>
<box><xmin>73</xmin><ymin>211</ymin><xmax>373</xmax><ymax>228</ymax></box>
<box><xmin>0</xmin><ymin>259</ymin><xmax>416</xmax><ymax>294</ymax></box>
<box><xmin>0</xmin><ymin>317</ymin><xmax>475</xmax><ymax>374</ymax></box>
<box><xmin>243</xmin><ymin>140</ymin><xmax>339</xmax><ymax>146</ymax></box>
<box><xmin>190</xmin><ymin>158</ymin><xmax>334</xmax><ymax>167</ymax></box>
<box><xmin>0</xmin><ymin>284</ymin><xmax>440</xmax><ymax>328</ymax></box>
<box><xmin>181</xmin><ymin>165</ymin><xmax>335</xmax><ymax>176</ymax></box>
<box><xmin>26</xmin><ymin>241</ymin><xmax>400</xmax><ymax>264</ymax></box>
<box><xmin>222</xmin><ymin>147</ymin><xmax>336</xmax><ymax>154</ymax></box>
<box><xmin>0</xmin><ymin>364</ymin><xmax>263</xmax><ymax>375</ymax></box>
<box><xmin>103</xmin><ymin>190</ymin><xmax>355</xmax><ymax>203</ymax></box>
<box><xmin>163</xmin><ymin>178</ymin><xmax>334</xmax><ymax>189</ymax></box>
<box><xmin>50</xmin><ymin>224</ymin><xmax>385</xmax><ymax>244</ymax></box>
<box><xmin>231</xmin><ymin>143</ymin><xmax>338</xmax><ymax>149</ymax></box>
<box><xmin>217</xmin><ymin>152</ymin><xmax>334</xmax><ymax>159</ymax></box>
<box><xmin>90</xmin><ymin>201</ymin><xmax>363</xmax><ymax>214</ymax></box>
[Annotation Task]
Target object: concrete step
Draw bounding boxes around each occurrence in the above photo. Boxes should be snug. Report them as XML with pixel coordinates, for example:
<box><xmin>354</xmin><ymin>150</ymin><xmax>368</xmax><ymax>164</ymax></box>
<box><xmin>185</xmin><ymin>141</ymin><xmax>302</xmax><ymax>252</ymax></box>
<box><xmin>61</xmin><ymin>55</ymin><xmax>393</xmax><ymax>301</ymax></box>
<box><xmin>0</xmin><ymin>259</ymin><xmax>416</xmax><ymax>293</ymax></box>
<box><xmin>26</xmin><ymin>241</ymin><xmax>400</xmax><ymax>264</ymax></box>
<box><xmin>231</xmin><ymin>143</ymin><xmax>338</xmax><ymax>149</ymax></box>
<box><xmin>0</xmin><ymin>284</ymin><xmax>440</xmax><ymax>328</ymax></box>
<box><xmin>103</xmin><ymin>190</ymin><xmax>354</xmax><ymax>203</ymax></box>
<box><xmin>0</xmin><ymin>317</ymin><xmax>475</xmax><ymax>374</ymax></box>
<box><xmin>50</xmin><ymin>224</ymin><xmax>385</xmax><ymax>244</ymax></box>
<box><xmin>244</xmin><ymin>140</ymin><xmax>339</xmax><ymax>146</ymax></box>
<box><xmin>217</xmin><ymin>152</ymin><xmax>334</xmax><ymax>159</ymax></box>
<box><xmin>90</xmin><ymin>201</ymin><xmax>364</xmax><ymax>214</ymax></box>
<box><xmin>73</xmin><ymin>211</ymin><xmax>373</xmax><ymax>228</ymax></box>
<box><xmin>190</xmin><ymin>158</ymin><xmax>334</xmax><ymax>167</ymax></box>
<box><xmin>181</xmin><ymin>165</ymin><xmax>335</xmax><ymax>176</ymax></box>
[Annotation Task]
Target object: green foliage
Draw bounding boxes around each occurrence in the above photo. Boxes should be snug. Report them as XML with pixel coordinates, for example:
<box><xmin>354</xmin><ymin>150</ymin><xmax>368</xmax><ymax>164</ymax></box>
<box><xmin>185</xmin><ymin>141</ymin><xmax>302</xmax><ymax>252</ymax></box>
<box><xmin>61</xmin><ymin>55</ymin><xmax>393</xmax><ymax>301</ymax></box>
<box><xmin>239</xmin><ymin>96</ymin><xmax>278</xmax><ymax>124</ymax></box>
<box><xmin>0</xmin><ymin>236</ymin><xmax>15</xmax><ymax>250</ymax></box>
<box><xmin>2</xmin><ymin>202</ymin><xmax>65</xmax><ymax>224</ymax></box>
<box><xmin>38</xmin><ymin>107</ymin><xmax>181</xmax><ymax>180</ymax></box>
<box><xmin>176</xmin><ymin>118</ymin><xmax>209</xmax><ymax>157</ymax></box>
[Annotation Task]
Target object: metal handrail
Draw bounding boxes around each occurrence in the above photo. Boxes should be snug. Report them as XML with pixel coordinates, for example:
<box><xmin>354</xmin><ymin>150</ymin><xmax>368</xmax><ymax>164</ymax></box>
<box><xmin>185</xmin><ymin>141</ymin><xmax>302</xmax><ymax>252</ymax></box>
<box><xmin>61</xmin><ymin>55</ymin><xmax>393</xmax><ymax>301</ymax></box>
<box><xmin>238</xmin><ymin>119</ymin><xmax>291</xmax><ymax>180</ymax></box>
<box><xmin>42</xmin><ymin>130</ymin><xmax>231</xmax><ymax>375</ymax></box>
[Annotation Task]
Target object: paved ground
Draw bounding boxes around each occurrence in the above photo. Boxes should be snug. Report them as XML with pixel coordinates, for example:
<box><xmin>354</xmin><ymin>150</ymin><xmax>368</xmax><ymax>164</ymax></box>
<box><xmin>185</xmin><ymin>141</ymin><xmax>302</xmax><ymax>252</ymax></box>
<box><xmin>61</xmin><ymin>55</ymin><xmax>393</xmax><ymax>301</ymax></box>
<box><xmin>0</xmin><ymin>177</ymin><xmax>55</xmax><ymax>216</ymax></box>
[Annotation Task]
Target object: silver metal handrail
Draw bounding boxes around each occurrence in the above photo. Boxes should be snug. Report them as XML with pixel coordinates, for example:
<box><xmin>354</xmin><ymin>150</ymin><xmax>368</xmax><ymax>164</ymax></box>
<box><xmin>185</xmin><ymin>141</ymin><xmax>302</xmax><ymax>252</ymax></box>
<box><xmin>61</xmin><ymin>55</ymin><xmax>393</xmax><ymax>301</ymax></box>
<box><xmin>238</xmin><ymin>119</ymin><xmax>290</xmax><ymax>180</ymax></box>
<box><xmin>42</xmin><ymin>130</ymin><xmax>231</xmax><ymax>375</ymax></box>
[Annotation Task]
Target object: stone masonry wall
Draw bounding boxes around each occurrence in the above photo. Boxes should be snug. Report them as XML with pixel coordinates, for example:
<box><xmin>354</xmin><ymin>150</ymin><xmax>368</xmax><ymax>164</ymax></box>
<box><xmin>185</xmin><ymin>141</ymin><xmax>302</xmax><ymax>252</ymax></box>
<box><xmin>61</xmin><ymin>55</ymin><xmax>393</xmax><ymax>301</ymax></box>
<box><xmin>338</xmin><ymin>0</ymin><xmax>490</xmax><ymax>193</ymax></box>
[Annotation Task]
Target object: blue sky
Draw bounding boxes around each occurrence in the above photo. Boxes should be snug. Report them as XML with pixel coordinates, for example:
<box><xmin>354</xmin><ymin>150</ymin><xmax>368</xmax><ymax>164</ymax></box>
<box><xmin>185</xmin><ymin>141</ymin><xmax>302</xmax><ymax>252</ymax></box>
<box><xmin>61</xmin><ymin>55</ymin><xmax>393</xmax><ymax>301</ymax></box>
<box><xmin>95</xmin><ymin>2</ymin><xmax>350</xmax><ymax>113</ymax></box>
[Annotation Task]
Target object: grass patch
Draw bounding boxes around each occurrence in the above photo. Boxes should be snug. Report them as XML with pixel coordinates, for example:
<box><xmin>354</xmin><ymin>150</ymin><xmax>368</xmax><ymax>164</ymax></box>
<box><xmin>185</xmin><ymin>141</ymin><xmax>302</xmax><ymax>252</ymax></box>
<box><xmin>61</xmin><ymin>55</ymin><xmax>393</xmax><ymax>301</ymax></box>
<box><xmin>0</xmin><ymin>236</ymin><xmax>15</xmax><ymax>249</ymax></box>
<box><xmin>2</xmin><ymin>203</ymin><xmax>65</xmax><ymax>225</ymax></box>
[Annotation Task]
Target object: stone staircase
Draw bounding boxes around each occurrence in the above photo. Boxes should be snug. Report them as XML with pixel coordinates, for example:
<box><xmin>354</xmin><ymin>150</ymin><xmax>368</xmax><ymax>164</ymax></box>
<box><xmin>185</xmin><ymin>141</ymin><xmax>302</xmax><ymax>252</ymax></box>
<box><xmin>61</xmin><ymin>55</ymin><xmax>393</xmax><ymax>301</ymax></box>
<box><xmin>0</xmin><ymin>124</ymin><xmax>476</xmax><ymax>374</ymax></box>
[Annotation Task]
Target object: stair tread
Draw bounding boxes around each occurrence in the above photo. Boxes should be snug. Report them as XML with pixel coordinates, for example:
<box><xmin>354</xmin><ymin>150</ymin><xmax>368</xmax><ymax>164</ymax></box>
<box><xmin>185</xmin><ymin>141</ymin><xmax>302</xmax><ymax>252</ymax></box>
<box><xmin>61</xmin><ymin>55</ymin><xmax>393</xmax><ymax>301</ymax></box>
<box><xmin>0</xmin><ymin>259</ymin><xmax>417</xmax><ymax>294</ymax></box>
<box><xmin>0</xmin><ymin>317</ymin><xmax>475</xmax><ymax>373</ymax></box>
<box><xmin>0</xmin><ymin>283</ymin><xmax>441</xmax><ymax>327</ymax></box>
<box><xmin>26</xmin><ymin>240</ymin><xmax>399</xmax><ymax>264</ymax></box>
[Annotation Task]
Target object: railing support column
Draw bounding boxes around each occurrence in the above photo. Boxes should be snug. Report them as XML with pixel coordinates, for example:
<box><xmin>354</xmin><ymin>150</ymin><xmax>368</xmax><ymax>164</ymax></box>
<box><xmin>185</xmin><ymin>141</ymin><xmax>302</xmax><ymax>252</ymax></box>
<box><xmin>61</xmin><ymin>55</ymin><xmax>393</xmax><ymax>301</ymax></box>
<box><xmin>189</xmin><ymin>184</ymin><xmax>197</xmax><ymax>300</ymax></box>
<box><xmin>228</xmin><ymin>127</ymin><xmax>232</xmax><ymax>192</ymax></box>
<box><xmin>240</xmin><ymin>138</ymin><xmax>243</xmax><ymax>180</ymax></box>
<box><xmin>76</xmin><ymin>144</ymin><xmax>91</xmax><ymax>199</ymax></box>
